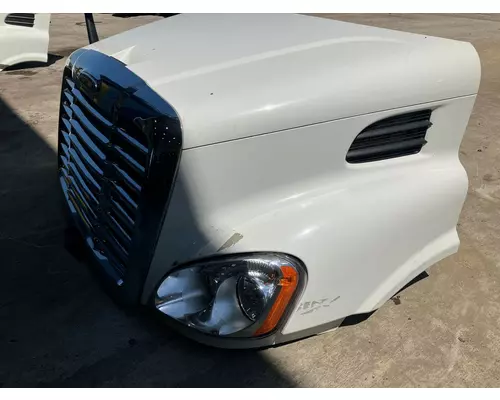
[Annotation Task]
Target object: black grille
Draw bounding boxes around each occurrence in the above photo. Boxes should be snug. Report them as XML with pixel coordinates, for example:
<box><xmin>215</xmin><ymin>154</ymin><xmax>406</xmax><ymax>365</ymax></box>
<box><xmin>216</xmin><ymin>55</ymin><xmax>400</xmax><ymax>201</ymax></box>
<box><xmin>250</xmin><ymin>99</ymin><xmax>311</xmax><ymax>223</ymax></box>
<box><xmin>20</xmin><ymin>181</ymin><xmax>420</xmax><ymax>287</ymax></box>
<box><xmin>59</xmin><ymin>76</ymin><xmax>146</xmax><ymax>276</ymax></box>
<box><xmin>58</xmin><ymin>49</ymin><xmax>181</xmax><ymax>300</ymax></box>
<box><xmin>5</xmin><ymin>13</ymin><xmax>35</xmax><ymax>27</ymax></box>
<box><xmin>346</xmin><ymin>109</ymin><xmax>432</xmax><ymax>163</ymax></box>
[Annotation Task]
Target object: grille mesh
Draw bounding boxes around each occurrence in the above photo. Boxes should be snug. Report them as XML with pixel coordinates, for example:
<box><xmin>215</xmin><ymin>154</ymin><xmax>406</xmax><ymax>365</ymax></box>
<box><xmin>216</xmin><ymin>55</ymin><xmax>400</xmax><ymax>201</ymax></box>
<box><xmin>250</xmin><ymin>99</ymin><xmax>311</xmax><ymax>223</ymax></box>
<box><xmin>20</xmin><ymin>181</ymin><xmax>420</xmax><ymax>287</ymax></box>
<box><xmin>346</xmin><ymin>109</ymin><xmax>433</xmax><ymax>163</ymax></box>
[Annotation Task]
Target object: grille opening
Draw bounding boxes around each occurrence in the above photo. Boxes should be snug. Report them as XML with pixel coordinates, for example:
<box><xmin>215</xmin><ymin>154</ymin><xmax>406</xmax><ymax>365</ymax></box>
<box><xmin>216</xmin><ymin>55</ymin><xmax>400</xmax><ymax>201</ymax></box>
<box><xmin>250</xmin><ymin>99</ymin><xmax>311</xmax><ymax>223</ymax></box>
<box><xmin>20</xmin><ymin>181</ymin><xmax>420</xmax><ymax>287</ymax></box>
<box><xmin>58</xmin><ymin>49</ymin><xmax>182</xmax><ymax>298</ymax></box>
<box><xmin>346</xmin><ymin>109</ymin><xmax>432</xmax><ymax>164</ymax></box>
<box><xmin>117</xmin><ymin>97</ymin><xmax>155</xmax><ymax>148</ymax></box>
<box><xmin>76</xmin><ymin>78</ymin><xmax>150</xmax><ymax>151</ymax></box>
<box><xmin>5</xmin><ymin>13</ymin><xmax>35</xmax><ymax>27</ymax></box>
<box><xmin>59</xmin><ymin>71</ymin><xmax>152</xmax><ymax>277</ymax></box>
<box><xmin>110</xmin><ymin>190</ymin><xmax>137</xmax><ymax>226</ymax></box>
<box><xmin>63</xmin><ymin>79</ymin><xmax>148</xmax><ymax>194</ymax></box>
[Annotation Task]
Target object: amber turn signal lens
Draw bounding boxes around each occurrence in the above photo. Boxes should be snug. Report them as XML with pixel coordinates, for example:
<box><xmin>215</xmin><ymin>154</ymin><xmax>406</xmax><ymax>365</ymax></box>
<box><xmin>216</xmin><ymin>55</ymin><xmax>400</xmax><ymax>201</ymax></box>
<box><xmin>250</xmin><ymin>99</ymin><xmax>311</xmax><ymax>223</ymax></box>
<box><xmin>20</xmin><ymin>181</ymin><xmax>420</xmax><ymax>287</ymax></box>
<box><xmin>253</xmin><ymin>266</ymin><xmax>298</xmax><ymax>336</ymax></box>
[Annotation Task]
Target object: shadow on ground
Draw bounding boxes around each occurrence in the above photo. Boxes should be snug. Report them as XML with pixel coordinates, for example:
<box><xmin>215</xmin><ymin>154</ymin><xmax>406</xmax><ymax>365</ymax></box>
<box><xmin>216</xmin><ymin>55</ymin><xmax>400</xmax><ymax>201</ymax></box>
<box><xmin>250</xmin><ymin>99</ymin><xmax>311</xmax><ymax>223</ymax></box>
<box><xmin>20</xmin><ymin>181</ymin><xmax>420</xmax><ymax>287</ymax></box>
<box><xmin>3</xmin><ymin>54</ymin><xmax>64</xmax><ymax>72</ymax></box>
<box><xmin>0</xmin><ymin>95</ymin><xmax>296</xmax><ymax>387</ymax></box>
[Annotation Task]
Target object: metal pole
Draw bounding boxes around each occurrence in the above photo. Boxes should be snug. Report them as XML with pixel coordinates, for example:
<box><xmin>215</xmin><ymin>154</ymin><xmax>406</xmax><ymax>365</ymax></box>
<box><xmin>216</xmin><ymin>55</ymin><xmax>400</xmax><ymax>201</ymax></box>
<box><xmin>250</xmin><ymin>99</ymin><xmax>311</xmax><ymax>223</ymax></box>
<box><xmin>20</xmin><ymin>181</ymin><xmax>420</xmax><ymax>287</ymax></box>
<box><xmin>84</xmin><ymin>13</ymin><xmax>99</xmax><ymax>44</ymax></box>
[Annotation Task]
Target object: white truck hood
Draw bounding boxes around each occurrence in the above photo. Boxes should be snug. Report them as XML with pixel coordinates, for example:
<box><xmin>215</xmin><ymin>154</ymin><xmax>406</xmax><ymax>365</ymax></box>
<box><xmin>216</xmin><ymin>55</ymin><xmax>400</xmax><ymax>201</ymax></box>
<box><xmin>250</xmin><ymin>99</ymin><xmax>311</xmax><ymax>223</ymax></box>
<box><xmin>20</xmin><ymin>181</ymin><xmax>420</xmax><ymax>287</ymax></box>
<box><xmin>88</xmin><ymin>13</ymin><xmax>480</xmax><ymax>149</ymax></box>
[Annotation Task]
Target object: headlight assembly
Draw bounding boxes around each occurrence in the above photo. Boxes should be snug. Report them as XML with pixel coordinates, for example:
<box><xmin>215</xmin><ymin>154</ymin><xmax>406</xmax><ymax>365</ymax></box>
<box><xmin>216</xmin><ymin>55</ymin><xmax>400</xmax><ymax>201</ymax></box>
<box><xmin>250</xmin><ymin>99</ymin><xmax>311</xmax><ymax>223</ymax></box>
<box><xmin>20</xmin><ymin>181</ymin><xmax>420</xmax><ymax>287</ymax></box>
<box><xmin>154</xmin><ymin>253</ymin><xmax>305</xmax><ymax>338</ymax></box>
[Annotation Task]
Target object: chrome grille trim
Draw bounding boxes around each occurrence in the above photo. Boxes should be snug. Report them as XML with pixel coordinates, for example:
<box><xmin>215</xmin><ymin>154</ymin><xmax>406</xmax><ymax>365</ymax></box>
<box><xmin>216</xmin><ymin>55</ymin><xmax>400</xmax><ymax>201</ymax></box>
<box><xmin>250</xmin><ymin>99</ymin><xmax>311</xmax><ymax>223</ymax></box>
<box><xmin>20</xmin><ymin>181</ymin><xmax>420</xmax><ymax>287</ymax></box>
<box><xmin>58</xmin><ymin>49</ymin><xmax>182</xmax><ymax>302</ymax></box>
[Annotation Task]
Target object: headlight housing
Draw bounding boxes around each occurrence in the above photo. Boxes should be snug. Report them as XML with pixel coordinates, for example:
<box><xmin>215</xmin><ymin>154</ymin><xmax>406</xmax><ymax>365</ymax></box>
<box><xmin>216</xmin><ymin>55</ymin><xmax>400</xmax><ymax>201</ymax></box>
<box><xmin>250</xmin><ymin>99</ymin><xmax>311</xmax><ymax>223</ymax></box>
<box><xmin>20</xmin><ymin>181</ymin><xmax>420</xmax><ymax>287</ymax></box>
<box><xmin>154</xmin><ymin>253</ymin><xmax>305</xmax><ymax>338</ymax></box>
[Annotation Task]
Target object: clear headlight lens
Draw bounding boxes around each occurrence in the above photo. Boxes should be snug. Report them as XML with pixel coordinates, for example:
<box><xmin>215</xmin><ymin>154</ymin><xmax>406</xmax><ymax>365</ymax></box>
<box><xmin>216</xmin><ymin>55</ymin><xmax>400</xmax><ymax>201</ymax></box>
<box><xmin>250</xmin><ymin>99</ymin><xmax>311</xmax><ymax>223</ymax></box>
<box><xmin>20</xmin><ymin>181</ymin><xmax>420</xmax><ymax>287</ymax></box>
<box><xmin>155</xmin><ymin>254</ymin><xmax>302</xmax><ymax>337</ymax></box>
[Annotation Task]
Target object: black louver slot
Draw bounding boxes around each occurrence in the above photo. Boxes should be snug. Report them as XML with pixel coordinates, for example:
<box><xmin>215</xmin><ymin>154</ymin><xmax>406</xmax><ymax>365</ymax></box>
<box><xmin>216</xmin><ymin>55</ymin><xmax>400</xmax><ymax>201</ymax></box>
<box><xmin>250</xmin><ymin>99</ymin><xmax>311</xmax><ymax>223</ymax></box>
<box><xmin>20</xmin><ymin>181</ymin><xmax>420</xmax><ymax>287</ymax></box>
<box><xmin>5</xmin><ymin>13</ymin><xmax>35</xmax><ymax>27</ymax></box>
<box><xmin>346</xmin><ymin>109</ymin><xmax>433</xmax><ymax>163</ymax></box>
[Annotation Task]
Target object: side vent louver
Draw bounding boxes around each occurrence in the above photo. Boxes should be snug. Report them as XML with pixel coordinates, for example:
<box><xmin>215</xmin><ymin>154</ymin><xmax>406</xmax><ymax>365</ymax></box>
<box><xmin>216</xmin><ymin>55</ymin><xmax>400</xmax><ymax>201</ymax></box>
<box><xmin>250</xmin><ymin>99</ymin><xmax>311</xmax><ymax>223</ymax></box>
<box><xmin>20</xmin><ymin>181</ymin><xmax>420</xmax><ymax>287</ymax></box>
<box><xmin>5</xmin><ymin>13</ymin><xmax>35</xmax><ymax>28</ymax></box>
<box><xmin>346</xmin><ymin>109</ymin><xmax>433</xmax><ymax>163</ymax></box>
